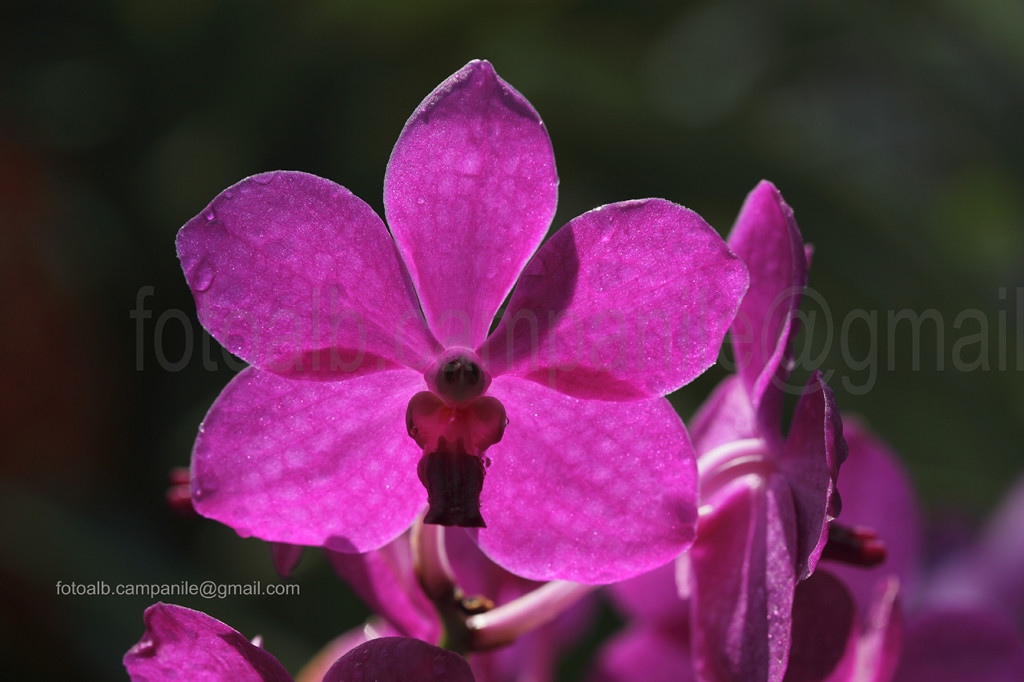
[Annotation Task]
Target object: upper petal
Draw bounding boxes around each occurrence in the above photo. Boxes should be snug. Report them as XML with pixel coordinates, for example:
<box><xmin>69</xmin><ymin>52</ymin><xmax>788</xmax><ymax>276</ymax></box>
<box><xmin>384</xmin><ymin>60</ymin><xmax>558</xmax><ymax>348</ymax></box>
<box><xmin>124</xmin><ymin>603</ymin><xmax>292</xmax><ymax>682</ymax></box>
<box><xmin>778</xmin><ymin>372</ymin><xmax>847</xmax><ymax>581</ymax></box>
<box><xmin>474</xmin><ymin>376</ymin><xmax>699</xmax><ymax>584</ymax></box>
<box><xmin>177</xmin><ymin>171</ymin><xmax>437</xmax><ymax>377</ymax></box>
<box><xmin>482</xmin><ymin>199</ymin><xmax>748</xmax><ymax>401</ymax></box>
<box><xmin>727</xmin><ymin>181</ymin><xmax>808</xmax><ymax>431</ymax></box>
<box><xmin>190</xmin><ymin>367</ymin><xmax>425</xmax><ymax>553</ymax></box>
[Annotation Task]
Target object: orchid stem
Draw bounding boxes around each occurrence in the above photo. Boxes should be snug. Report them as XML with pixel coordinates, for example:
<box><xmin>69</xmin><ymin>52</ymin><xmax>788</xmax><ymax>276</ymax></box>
<box><xmin>411</xmin><ymin>517</ymin><xmax>457</xmax><ymax>603</ymax></box>
<box><xmin>466</xmin><ymin>580</ymin><xmax>596</xmax><ymax>650</ymax></box>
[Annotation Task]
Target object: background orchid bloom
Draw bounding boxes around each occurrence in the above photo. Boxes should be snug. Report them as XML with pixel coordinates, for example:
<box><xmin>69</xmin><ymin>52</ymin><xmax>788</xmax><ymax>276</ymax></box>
<box><xmin>590</xmin><ymin>181</ymin><xmax>845</xmax><ymax>682</ymax></box>
<box><xmin>683</xmin><ymin>180</ymin><xmax>846</xmax><ymax>682</ymax></box>
<box><xmin>123</xmin><ymin>603</ymin><xmax>475</xmax><ymax>682</ymax></box>
<box><xmin>177</xmin><ymin>59</ymin><xmax>748</xmax><ymax>584</ymax></box>
<box><xmin>785</xmin><ymin>420</ymin><xmax>1024</xmax><ymax>682</ymax></box>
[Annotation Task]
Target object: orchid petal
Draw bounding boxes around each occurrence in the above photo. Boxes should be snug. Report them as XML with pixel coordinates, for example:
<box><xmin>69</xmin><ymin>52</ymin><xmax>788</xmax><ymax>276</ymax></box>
<box><xmin>826</xmin><ymin>419</ymin><xmax>920</xmax><ymax>613</ymax></box>
<box><xmin>384</xmin><ymin>60</ymin><xmax>557</xmax><ymax>348</ymax></box>
<box><xmin>974</xmin><ymin>475</ymin><xmax>1024</xmax><ymax>616</ymax></box>
<box><xmin>783</xmin><ymin>571</ymin><xmax>858</xmax><ymax>682</ymax></box>
<box><xmin>690</xmin><ymin>477</ymin><xmax>796</xmax><ymax>682</ymax></box>
<box><xmin>590</xmin><ymin>623</ymin><xmax>695</xmax><ymax>682</ymax></box>
<box><xmin>779</xmin><ymin>372</ymin><xmax>846</xmax><ymax>580</ymax></box>
<box><xmin>483</xmin><ymin>199</ymin><xmax>747</xmax><ymax>400</ymax></box>
<box><xmin>475</xmin><ymin>375</ymin><xmax>698</xmax><ymax>583</ymax></box>
<box><xmin>727</xmin><ymin>181</ymin><xmax>808</xmax><ymax>428</ymax></box>
<box><xmin>177</xmin><ymin>171</ymin><xmax>437</xmax><ymax>377</ymax></box>
<box><xmin>323</xmin><ymin>637</ymin><xmax>476</xmax><ymax>682</ymax></box>
<box><xmin>270</xmin><ymin>542</ymin><xmax>305</xmax><ymax>579</ymax></box>
<box><xmin>893</xmin><ymin>609</ymin><xmax>1024</xmax><ymax>682</ymax></box>
<box><xmin>124</xmin><ymin>603</ymin><xmax>292</xmax><ymax>682</ymax></box>
<box><xmin>294</xmin><ymin>621</ymin><xmax>399</xmax><ymax>682</ymax></box>
<box><xmin>689</xmin><ymin>375</ymin><xmax>758</xmax><ymax>453</ymax></box>
<box><xmin>608</xmin><ymin>560</ymin><xmax>685</xmax><ymax>624</ymax></box>
<box><xmin>190</xmin><ymin>367</ymin><xmax>425</xmax><ymax>553</ymax></box>
<box><xmin>325</xmin><ymin>538</ymin><xmax>439</xmax><ymax>643</ymax></box>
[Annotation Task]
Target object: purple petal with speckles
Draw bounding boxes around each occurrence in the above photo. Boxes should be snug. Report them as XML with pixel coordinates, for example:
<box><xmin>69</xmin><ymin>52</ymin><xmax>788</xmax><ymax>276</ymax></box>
<box><xmin>384</xmin><ymin>60</ymin><xmax>558</xmax><ymax>349</ymax></box>
<box><xmin>483</xmin><ymin>199</ymin><xmax>747</xmax><ymax>401</ymax></box>
<box><xmin>190</xmin><ymin>367</ymin><xmax>425</xmax><ymax>553</ymax></box>
<box><xmin>177</xmin><ymin>171</ymin><xmax>438</xmax><ymax>377</ymax></box>
<box><xmin>474</xmin><ymin>375</ymin><xmax>698</xmax><ymax>583</ymax></box>
<box><xmin>124</xmin><ymin>603</ymin><xmax>292</xmax><ymax>682</ymax></box>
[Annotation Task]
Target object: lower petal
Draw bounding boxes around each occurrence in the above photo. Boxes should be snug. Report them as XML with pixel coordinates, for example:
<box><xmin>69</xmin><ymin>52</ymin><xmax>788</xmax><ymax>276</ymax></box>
<box><xmin>191</xmin><ymin>367</ymin><xmax>425</xmax><ymax>553</ymax></box>
<box><xmin>473</xmin><ymin>376</ymin><xmax>698</xmax><ymax>584</ymax></box>
<box><xmin>690</xmin><ymin>476</ymin><xmax>796</xmax><ymax>682</ymax></box>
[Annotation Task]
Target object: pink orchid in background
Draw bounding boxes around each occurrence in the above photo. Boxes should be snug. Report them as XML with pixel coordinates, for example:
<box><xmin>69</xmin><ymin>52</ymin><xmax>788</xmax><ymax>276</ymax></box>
<box><xmin>123</xmin><ymin>603</ymin><xmax>475</xmax><ymax>682</ymax></box>
<box><xmin>177</xmin><ymin>59</ymin><xmax>748</xmax><ymax>584</ymax></box>
<box><xmin>684</xmin><ymin>180</ymin><xmax>846</xmax><ymax>682</ymax></box>
<box><xmin>784</xmin><ymin>420</ymin><xmax>1024</xmax><ymax>682</ymax></box>
<box><xmin>592</xmin><ymin>180</ymin><xmax>845</xmax><ymax>682</ymax></box>
<box><xmin>594</xmin><ymin>417</ymin><xmax>1024</xmax><ymax>682</ymax></box>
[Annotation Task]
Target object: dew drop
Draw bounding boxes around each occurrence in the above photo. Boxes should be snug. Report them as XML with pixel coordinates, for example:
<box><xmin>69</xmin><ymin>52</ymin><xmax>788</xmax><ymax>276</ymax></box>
<box><xmin>416</xmin><ymin>197</ymin><xmax>425</xmax><ymax>205</ymax></box>
<box><xmin>193</xmin><ymin>261</ymin><xmax>215</xmax><ymax>292</ymax></box>
<box><xmin>204</xmin><ymin>207</ymin><xmax>216</xmax><ymax>222</ymax></box>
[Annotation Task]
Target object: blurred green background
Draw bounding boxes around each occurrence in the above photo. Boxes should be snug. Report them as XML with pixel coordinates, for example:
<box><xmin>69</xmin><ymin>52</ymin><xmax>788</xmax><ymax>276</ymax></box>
<box><xmin>2</xmin><ymin>0</ymin><xmax>1022</xmax><ymax>678</ymax></box>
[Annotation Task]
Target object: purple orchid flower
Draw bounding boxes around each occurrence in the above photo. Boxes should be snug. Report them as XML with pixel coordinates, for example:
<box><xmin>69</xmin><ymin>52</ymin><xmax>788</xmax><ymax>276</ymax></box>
<box><xmin>684</xmin><ymin>180</ymin><xmax>846</xmax><ymax>681</ymax></box>
<box><xmin>177</xmin><ymin>60</ymin><xmax>747</xmax><ymax>584</ymax></box>
<box><xmin>593</xmin><ymin>180</ymin><xmax>846</xmax><ymax>682</ymax></box>
<box><xmin>785</xmin><ymin>420</ymin><xmax>1024</xmax><ymax>682</ymax></box>
<box><xmin>123</xmin><ymin>603</ymin><xmax>475</xmax><ymax>681</ymax></box>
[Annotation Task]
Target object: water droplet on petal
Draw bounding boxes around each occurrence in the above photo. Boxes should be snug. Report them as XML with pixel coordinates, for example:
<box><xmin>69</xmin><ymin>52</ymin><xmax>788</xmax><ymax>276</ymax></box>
<box><xmin>193</xmin><ymin>261</ymin><xmax>215</xmax><ymax>292</ymax></box>
<box><xmin>204</xmin><ymin>208</ymin><xmax>216</xmax><ymax>222</ymax></box>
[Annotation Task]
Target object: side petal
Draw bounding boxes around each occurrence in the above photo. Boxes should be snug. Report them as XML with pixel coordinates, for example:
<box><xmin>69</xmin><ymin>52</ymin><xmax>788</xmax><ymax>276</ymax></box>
<box><xmin>825</xmin><ymin>418</ymin><xmax>920</xmax><ymax>613</ymax></box>
<box><xmin>475</xmin><ymin>376</ymin><xmax>699</xmax><ymax>583</ymax></box>
<box><xmin>323</xmin><ymin>637</ymin><xmax>476</xmax><ymax>682</ymax></box>
<box><xmin>689</xmin><ymin>375</ymin><xmax>758</xmax><ymax>453</ymax></box>
<box><xmin>325</xmin><ymin>536</ymin><xmax>440</xmax><ymax>643</ymax></box>
<box><xmin>778</xmin><ymin>372</ymin><xmax>847</xmax><ymax>580</ymax></box>
<box><xmin>124</xmin><ymin>603</ymin><xmax>292</xmax><ymax>682</ymax></box>
<box><xmin>482</xmin><ymin>199</ymin><xmax>748</xmax><ymax>401</ymax></box>
<box><xmin>727</xmin><ymin>181</ymin><xmax>808</xmax><ymax>430</ymax></box>
<box><xmin>178</xmin><ymin>171</ymin><xmax>437</xmax><ymax>377</ymax></box>
<box><xmin>190</xmin><ymin>367</ymin><xmax>425</xmax><ymax>553</ymax></box>
<box><xmin>384</xmin><ymin>60</ymin><xmax>558</xmax><ymax>348</ymax></box>
<box><xmin>690</xmin><ymin>477</ymin><xmax>796</xmax><ymax>682</ymax></box>
<box><xmin>783</xmin><ymin>571</ymin><xmax>858</xmax><ymax>682</ymax></box>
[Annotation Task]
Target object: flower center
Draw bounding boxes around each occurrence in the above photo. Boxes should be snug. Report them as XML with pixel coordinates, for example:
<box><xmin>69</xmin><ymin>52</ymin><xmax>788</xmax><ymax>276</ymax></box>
<box><xmin>426</xmin><ymin>349</ymin><xmax>490</xmax><ymax>406</ymax></box>
<box><xmin>408</xmin><ymin>350</ymin><xmax>506</xmax><ymax>527</ymax></box>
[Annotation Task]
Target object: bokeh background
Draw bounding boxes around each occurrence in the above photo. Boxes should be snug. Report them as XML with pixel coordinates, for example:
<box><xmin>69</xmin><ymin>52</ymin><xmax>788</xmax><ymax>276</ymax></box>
<box><xmin>2</xmin><ymin>0</ymin><xmax>1022</xmax><ymax>678</ymax></box>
